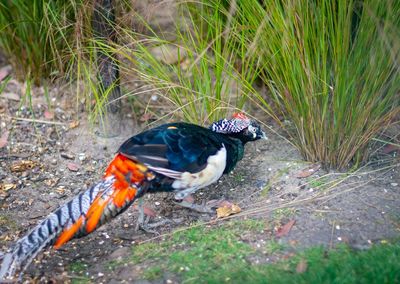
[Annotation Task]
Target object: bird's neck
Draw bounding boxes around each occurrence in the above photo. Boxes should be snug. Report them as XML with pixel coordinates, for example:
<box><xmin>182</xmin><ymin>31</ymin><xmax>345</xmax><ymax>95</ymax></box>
<box><xmin>221</xmin><ymin>136</ymin><xmax>245</xmax><ymax>174</ymax></box>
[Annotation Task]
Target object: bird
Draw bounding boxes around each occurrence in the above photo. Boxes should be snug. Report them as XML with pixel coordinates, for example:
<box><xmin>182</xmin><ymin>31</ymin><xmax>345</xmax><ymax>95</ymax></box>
<box><xmin>0</xmin><ymin>112</ymin><xmax>267</xmax><ymax>280</ymax></box>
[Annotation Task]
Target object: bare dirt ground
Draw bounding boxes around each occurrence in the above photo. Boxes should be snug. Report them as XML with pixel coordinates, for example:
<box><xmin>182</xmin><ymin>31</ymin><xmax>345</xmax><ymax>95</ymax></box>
<box><xmin>1</xmin><ymin>1</ymin><xmax>400</xmax><ymax>282</ymax></box>
<box><xmin>0</xmin><ymin>76</ymin><xmax>399</xmax><ymax>283</ymax></box>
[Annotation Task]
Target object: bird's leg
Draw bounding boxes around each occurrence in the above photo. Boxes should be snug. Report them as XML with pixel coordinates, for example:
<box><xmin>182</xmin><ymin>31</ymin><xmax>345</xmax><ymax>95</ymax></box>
<box><xmin>174</xmin><ymin>194</ymin><xmax>215</xmax><ymax>214</ymax></box>
<box><xmin>135</xmin><ymin>198</ymin><xmax>172</xmax><ymax>234</ymax></box>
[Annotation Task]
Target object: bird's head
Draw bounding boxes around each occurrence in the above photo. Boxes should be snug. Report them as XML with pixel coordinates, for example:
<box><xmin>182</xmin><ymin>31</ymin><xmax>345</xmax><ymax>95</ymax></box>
<box><xmin>210</xmin><ymin>112</ymin><xmax>267</xmax><ymax>143</ymax></box>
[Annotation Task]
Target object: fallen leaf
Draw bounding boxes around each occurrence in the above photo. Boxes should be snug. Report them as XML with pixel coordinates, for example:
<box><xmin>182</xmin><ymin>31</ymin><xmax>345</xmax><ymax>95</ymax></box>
<box><xmin>10</xmin><ymin>160</ymin><xmax>38</xmax><ymax>172</ymax></box>
<box><xmin>183</xmin><ymin>195</ymin><xmax>195</xmax><ymax>203</ymax></box>
<box><xmin>216</xmin><ymin>203</ymin><xmax>241</xmax><ymax>218</ymax></box>
<box><xmin>296</xmin><ymin>164</ymin><xmax>321</xmax><ymax>178</ymax></box>
<box><xmin>44</xmin><ymin>110</ymin><xmax>54</xmax><ymax>119</ymax></box>
<box><xmin>133</xmin><ymin>204</ymin><xmax>157</xmax><ymax>217</ymax></box>
<box><xmin>44</xmin><ymin>178</ymin><xmax>60</xmax><ymax>187</ymax></box>
<box><xmin>143</xmin><ymin>206</ymin><xmax>157</xmax><ymax>217</ymax></box>
<box><xmin>55</xmin><ymin>187</ymin><xmax>66</xmax><ymax>195</ymax></box>
<box><xmin>296</xmin><ymin>258</ymin><xmax>307</xmax><ymax>273</ymax></box>
<box><xmin>276</xmin><ymin>219</ymin><xmax>296</xmax><ymax>238</ymax></box>
<box><xmin>0</xmin><ymin>183</ymin><xmax>16</xmax><ymax>192</ymax></box>
<box><xmin>69</xmin><ymin>120</ymin><xmax>80</xmax><ymax>129</ymax></box>
<box><xmin>0</xmin><ymin>130</ymin><xmax>9</xmax><ymax>148</ymax></box>
<box><xmin>140</xmin><ymin>113</ymin><xmax>152</xmax><ymax>122</ymax></box>
<box><xmin>383</xmin><ymin>144</ymin><xmax>400</xmax><ymax>154</ymax></box>
<box><xmin>67</xmin><ymin>162</ymin><xmax>79</xmax><ymax>172</ymax></box>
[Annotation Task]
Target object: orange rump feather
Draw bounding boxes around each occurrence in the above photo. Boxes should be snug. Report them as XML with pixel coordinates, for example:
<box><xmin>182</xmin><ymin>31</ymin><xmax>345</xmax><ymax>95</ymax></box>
<box><xmin>54</xmin><ymin>216</ymin><xmax>84</xmax><ymax>249</ymax></box>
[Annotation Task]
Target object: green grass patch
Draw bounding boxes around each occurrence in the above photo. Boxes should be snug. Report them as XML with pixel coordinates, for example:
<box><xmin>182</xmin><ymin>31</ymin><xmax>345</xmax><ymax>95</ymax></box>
<box><xmin>235</xmin><ymin>243</ymin><xmax>400</xmax><ymax>284</ymax></box>
<box><xmin>69</xmin><ymin>260</ymin><xmax>90</xmax><ymax>284</ymax></box>
<box><xmin>129</xmin><ymin>220</ymin><xmax>265</xmax><ymax>282</ymax></box>
<box><xmin>69</xmin><ymin>260</ymin><xmax>88</xmax><ymax>275</ymax></box>
<box><xmin>125</xmin><ymin>220</ymin><xmax>400</xmax><ymax>284</ymax></box>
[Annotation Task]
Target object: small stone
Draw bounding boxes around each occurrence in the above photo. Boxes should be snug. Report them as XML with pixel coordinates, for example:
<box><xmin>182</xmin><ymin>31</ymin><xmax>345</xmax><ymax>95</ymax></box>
<box><xmin>78</xmin><ymin>153</ymin><xmax>86</xmax><ymax>161</ymax></box>
<box><xmin>67</xmin><ymin>162</ymin><xmax>79</xmax><ymax>172</ymax></box>
<box><xmin>337</xmin><ymin>237</ymin><xmax>342</xmax><ymax>241</ymax></box>
<box><xmin>390</xmin><ymin>183</ymin><xmax>398</xmax><ymax>187</ymax></box>
<box><xmin>155</xmin><ymin>201</ymin><xmax>161</xmax><ymax>206</ymax></box>
<box><xmin>61</xmin><ymin>153</ymin><xmax>74</xmax><ymax>160</ymax></box>
<box><xmin>335</xmin><ymin>225</ymin><xmax>340</xmax><ymax>230</ymax></box>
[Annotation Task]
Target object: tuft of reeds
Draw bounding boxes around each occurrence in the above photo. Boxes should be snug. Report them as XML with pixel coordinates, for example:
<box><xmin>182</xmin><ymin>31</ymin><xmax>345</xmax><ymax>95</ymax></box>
<box><xmin>0</xmin><ymin>0</ymin><xmax>86</xmax><ymax>84</ymax></box>
<box><xmin>91</xmin><ymin>2</ymin><xmax>275</xmax><ymax>125</ymax></box>
<box><xmin>197</xmin><ymin>0</ymin><xmax>400</xmax><ymax>168</ymax></box>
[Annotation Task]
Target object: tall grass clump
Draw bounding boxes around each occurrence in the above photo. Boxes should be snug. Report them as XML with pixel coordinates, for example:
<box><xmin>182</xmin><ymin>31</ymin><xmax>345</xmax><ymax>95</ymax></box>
<box><xmin>0</xmin><ymin>0</ymin><xmax>85</xmax><ymax>84</ymax></box>
<box><xmin>198</xmin><ymin>0</ymin><xmax>400</xmax><ymax>168</ymax></box>
<box><xmin>98</xmin><ymin>3</ymin><xmax>271</xmax><ymax>124</ymax></box>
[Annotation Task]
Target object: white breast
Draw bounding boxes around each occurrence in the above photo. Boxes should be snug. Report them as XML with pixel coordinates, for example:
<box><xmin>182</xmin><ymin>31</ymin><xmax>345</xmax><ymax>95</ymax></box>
<box><xmin>172</xmin><ymin>145</ymin><xmax>227</xmax><ymax>193</ymax></box>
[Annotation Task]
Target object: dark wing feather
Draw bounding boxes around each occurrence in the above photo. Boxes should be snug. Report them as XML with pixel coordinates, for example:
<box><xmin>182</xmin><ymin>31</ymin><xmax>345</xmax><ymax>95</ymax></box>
<box><xmin>118</xmin><ymin>123</ymin><xmax>223</xmax><ymax>175</ymax></box>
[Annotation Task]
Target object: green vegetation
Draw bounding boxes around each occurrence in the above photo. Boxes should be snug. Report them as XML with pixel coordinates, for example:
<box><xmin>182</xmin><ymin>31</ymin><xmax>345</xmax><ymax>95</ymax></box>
<box><xmin>120</xmin><ymin>220</ymin><xmax>400</xmax><ymax>283</ymax></box>
<box><xmin>69</xmin><ymin>260</ymin><xmax>90</xmax><ymax>284</ymax></box>
<box><xmin>130</xmin><ymin>220</ymin><xmax>264</xmax><ymax>283</ymax></box>
<box><xmin>104</xmin><ymin>7</ymin><xmax>263</xmax><ymax>124</ymax></box>
<box><xmin>231</xmin><ymin>243</ymin><xmax>400</xmax><ymax>284</ymax></box>
<box><xmin>195</xmin><ymin>0</ymin><xmax>400</xmax><ymax>168</ymax></box>
<box><xmin>1</xmin><ymin>0</ymin><xmax>398</xmax><ymax>168</ymax></box>
<box><xmin>0</xmin><ymin>0</ymin><xmax>87</xmax><ymax>84</ymax></box>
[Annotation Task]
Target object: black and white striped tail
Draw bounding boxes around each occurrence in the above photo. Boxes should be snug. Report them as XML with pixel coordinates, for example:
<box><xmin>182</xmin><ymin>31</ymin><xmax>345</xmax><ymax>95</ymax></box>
<box><xmin>0</xmin><ymin>177</ymin><xmax>116</xmax><ymax>280</ymax></box>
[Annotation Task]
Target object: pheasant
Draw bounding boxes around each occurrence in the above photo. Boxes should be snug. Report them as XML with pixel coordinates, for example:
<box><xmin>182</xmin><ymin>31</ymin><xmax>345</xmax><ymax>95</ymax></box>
<box><xmin>0</xmin><ymin>112</ymin><xmax>267</xmax><ymax>279</ymax></box>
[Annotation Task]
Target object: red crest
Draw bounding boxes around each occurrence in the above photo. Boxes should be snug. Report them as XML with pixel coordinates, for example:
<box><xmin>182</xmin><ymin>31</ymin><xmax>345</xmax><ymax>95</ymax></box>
<box><xmin>232</xmin><ymin>112</ymin><xmax>250</xmax><ymax>121</ymax></box>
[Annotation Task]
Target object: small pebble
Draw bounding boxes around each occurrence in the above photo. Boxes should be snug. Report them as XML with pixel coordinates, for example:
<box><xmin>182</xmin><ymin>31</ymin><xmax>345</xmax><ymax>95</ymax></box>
<box><xmin>61</xmin><ymin>153</ymin><xmax>74</xmax><ymax>160</ymax></box>
<box><xmin>335</xmin><ymin>225</ymin><xmax>340</xmax><ymax>230</ymax></box>
<box><xmin>337</xmin><ymin>237</ymin><xmax>342</xmax><ymax>241</ymax></box>
<box><xmin>390</xmin><ymin>183</ymin><xmax>398</xmax><ymax>187</ymax></box>
<box><xmin>78</xmin><ymin>153</ymin><xmax>86</xmax><ymax>161</ymax></box>
<box><xmin>155</xmin><ymin>201</ymin><xmax>161</xmax><ymax>206</ymax></box>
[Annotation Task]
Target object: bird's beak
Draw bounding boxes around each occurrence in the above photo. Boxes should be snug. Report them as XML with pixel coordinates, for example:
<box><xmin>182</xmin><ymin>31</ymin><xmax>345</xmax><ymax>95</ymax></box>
<box><xmin>261</xmin><ymin>131</ymin><xmax>268</xmax><ymax>140</ymax></box>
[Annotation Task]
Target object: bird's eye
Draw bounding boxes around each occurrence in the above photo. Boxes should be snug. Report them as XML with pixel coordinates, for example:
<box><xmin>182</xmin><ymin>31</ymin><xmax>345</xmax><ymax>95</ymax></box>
<box><xmin>248</xmin><ymin>125</ymin><xmax>256</xmax><ymax>133</ymax></box>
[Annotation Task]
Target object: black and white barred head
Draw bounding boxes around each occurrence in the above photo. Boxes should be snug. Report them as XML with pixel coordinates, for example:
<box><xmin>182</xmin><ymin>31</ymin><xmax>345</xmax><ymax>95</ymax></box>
<box><xmin>210</xmin><ymin>112</ymin><xmax>251</xmax><ymax>134</ymax></box>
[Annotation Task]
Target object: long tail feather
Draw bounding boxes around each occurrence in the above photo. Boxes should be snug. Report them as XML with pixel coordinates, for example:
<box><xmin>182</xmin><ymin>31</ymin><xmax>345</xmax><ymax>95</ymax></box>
<box><xmin>0</xmin><ymin>154</ymin><xmax>152</xmax><ymax>280</ymax></box>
